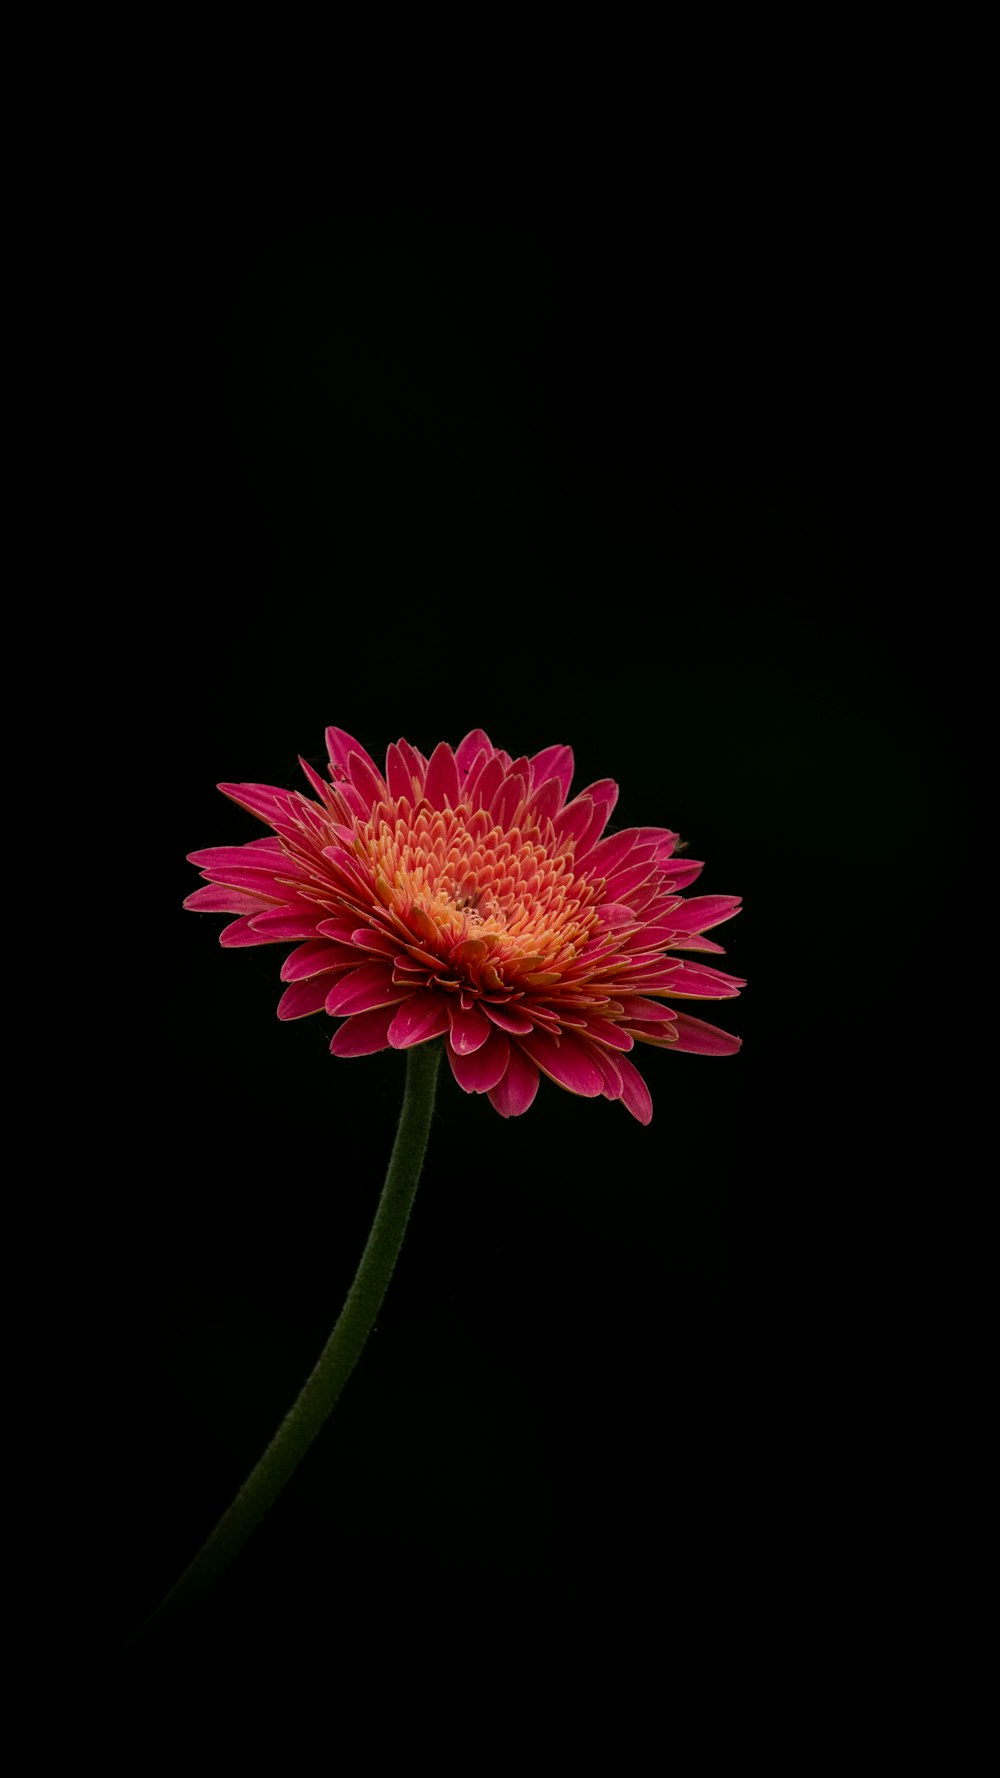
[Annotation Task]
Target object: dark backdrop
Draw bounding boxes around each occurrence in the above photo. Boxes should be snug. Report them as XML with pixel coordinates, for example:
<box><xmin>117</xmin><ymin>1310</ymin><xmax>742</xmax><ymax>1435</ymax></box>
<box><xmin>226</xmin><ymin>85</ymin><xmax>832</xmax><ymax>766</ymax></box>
<box><xmin>101</xmin><ymin>194</ymin><xmax>936</xmax><ymax>1704</ymax></box>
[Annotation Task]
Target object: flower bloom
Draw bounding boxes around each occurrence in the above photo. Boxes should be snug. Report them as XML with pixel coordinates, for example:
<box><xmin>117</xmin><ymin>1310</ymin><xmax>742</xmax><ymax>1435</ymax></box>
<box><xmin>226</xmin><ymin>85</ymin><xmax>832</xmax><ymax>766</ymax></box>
<box><xmin>185</xmin><ymin>730</ymin><xmax>743</xmax><ymax>1123</ymax></box>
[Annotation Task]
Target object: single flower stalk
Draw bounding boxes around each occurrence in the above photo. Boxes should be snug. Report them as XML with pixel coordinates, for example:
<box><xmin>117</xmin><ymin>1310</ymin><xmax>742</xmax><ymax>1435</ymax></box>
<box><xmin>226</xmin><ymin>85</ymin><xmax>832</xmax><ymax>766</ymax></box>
<box><xmin>125</xmin><ymin>730</ymin><xmax>742</xmax><ymax>1652</ymax></box>
<box><xmin>186</xmin><ymin>727</ymin><xmax>744</xmax><ymax>1124</ymax></box>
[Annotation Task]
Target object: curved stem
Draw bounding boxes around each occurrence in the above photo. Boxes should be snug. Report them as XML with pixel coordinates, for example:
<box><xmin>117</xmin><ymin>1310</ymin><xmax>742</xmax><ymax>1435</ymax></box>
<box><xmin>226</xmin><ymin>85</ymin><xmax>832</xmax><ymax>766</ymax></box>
<box><xmin>122</xmin><ymin>1039</ymin><xmax>442</xmax><ymax>1654</ymax></box>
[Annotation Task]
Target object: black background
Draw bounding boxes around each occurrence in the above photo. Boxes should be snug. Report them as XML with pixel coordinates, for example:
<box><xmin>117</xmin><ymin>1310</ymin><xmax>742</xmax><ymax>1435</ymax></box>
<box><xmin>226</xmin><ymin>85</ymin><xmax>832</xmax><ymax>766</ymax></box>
<box><xmin>99</xmin><ymin>188</ymin><xmax>942</xmax><ymax>1709</ymax></box>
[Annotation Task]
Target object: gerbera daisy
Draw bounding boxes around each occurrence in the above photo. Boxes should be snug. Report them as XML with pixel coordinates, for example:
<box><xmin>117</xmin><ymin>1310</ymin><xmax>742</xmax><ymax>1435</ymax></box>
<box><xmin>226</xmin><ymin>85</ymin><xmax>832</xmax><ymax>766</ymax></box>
<box><xmin>185</xmin><ymin>728</ymin><xmax>743</xmax><ymax>1124</ymax></box>
<box><xmin>126</xmin><ymin>729</ymin><xmax>744</xmax><ymax>1648</ymax></box>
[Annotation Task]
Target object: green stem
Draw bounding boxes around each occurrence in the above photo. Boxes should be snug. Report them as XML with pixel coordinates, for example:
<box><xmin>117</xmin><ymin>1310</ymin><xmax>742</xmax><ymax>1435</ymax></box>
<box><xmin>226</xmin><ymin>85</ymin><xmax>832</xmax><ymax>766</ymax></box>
<box><xmin>123</xmin><ymin>1039</ymin><xmax>442</xmax><ymax>1654</ymax></box>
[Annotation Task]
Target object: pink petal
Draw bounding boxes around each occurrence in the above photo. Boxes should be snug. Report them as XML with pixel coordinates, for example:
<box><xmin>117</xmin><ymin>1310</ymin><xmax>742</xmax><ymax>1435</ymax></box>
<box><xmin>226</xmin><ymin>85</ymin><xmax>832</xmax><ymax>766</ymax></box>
<box><xmin>518</xmin><ymin>1029</ymin><xmax>604</xmax><ymax>1097</ymax></box>
<box><xmin>611</xmin><ymin>947</ymin><xmax>664</xmax><ymax>971</ymax></box>
<box><xmin>325</xmin><ymin>965</ymin><xmax>407</xmax><ymax>1016</ymax></box>
<box><xmin>461</xmin><ymin>749</ymin><xmax>490</xmax><ymax>799</ymax></box>
<box><xmin>669</xmin><ymin>1012</ymin><xmax>742</xmax><ymax>1056</ymax></box>
<box><xmin>615</xmin><ymin>1055</ymin><xmax>653</xmax><ymax>1124</ymax></box>
<box><xmin>490</xmin><ymin>765</ymin><xmax>529</xmax><ymax>827</ymax></box>
<box><xmin>602</xmin><ymin>855</ymin><xmax>658</xmax><ymax>903</ymax></box>
<box><xmin>331</xmin><ymin>779</ymin><xmax>372</xmax><ymax>822</ymax></box>
<box><xmin>487</xmin><ymin>1043</ymin><xmax>540</xmax><ymax>1117</ymax></box>
<box><xmin>455</xmin><ymin>729</ymin><xmax>494</xmax><ymax>775</ymax></box>
<box><xmin>599</xmin><ymin>903</ymin><xmax>641</xmax><ymax>929</ymax></box>
<box><xmin>451</xmin><ymin>938</ymin><xmax>490</xmax><ymax>972</ymax></box>
<box><xmin>326</xmin><ymin>727</ymin><xmax>382</xmax><ymax>784</ymax></box>
<box><xmin>527</xmin><ymin>744</ymin><xmax>574</xmax><ymax>801</ymax></box>
<box><xmin>187</xmin><ymin>845</ymin><xmax>286</xmax><ymax>871</ymax></box>
<box><xmin>217</xmin><ymin>781</ymin><xmax>292</xmax><ymax>825</ymax></box>
<box><xmin>346</xmin><ymin>750</ymin><xmax>386</xmax><ymax>809</ymax></box>
<box><xmin>634</xmin><ymin>826</ymin><xmax>679</xmax><ymax>849</ymax></box>
<box><xmin>573</xmin><ymin>798</ymin><xmax>613</xmax><ymax>862</ymax></box>
<box><xmin>395</xmin><ymin>737</ymin><xmax>427</xmax><ymax>795</ymax></box>
<box><xmin>627</xmin><ymin>885</ymin><xmax>673</xmax><ymax>917</ymax></box>
<box><xmin>582</xmin><ymin>777</ymin><xmax>619</xmax><ymax>812</ymax></box>
<box><xmin>447</xmin><ymin>1027</ymin><xmax>510</xmax><ymax>1092</ymax></box>
<box><xmin>470</xmin><ymin>753</ymin><xmax>506</xmax><ymax>811</ymax></box>
<box><xmin>662</xmin><ymin>895</ymin><xmax>742</xmax><ymax>934</ymax></box>
<box><xmin>298</xmin><ymin>756</ymin><xmax>331</xmax><ymax>799</ymax></box>
<box><xmin>349</xmin><ymin>926</ymin><xmax>400</xmax><ymax>957</ymax></box>
<box><xmin>448</xmin><ymin>1001</ymin><xmax>491</xmax><ymax>1055</ymax></box>
<box><xmin>184</xmin><ymin>885</ymin><xmax>277</xmax><ymax>915</ymax></box>
<box><xmin>395</xmin><ymin>946</ymin><xmax>449</xmax><ymax>977</ymax></box>
<box><xmin>584</xmin><ymin>1042</ymin><xmax>624</xmax><ymax>1099</ymax></box>
<box><xmin>579</xmin><ymin>828</ymin><xmax>640</xmax><ymax>878</ymax></box>
<box><xmin>277</xmin><ymin>977</ymin><xmax>335</xmax><ymax>1020</ymax></box>
<box><xmin>552</xmin><ymin>794</ymin><xmax>594</xmax><ymax>850</ymax></box>
<box><xmin>405</xmin><ymin>905</ymin><xmax>444</xmax><ymax>947</ymax></box>
<box><xmin>329</xmin><ymin>1003</ymin><xmax>397</xmax><ymax>1057</ymax></box>
<box><xmin>424</xmin><ymin>740</ymin><xmax>461</xmax><ymax>810</ymax></box>
<box><xmin>392</xmin><ymin>946</ymin><xmax>439</xmax><ymax>978</ymax></box>
<box><xmin>524</xmin><ymin>1008</ymin><xmax>562</xmax><ymax>1036</ymax></box>
<box><xmin>320</xmin><ymin>847</ymin><xmax>375</xmax><ymax>899</ymax></box>
<box><xmin>659</xmin><ymin>858</ymin><xmax>705</xmax><ymax>890</ymax></box>
<box><xmin>657</xmin><ymin>961</ymin><xmax>745</xmax><ymax>999</ymax></box>
<box><xmin>280</xmin><ymin>939</ymin><xmax>360</xmax><ymax>982</ymax></box>
<box><xmin>523</xmin><ymin>776</ymin><xmax>563</xmax><ymax>827</ymax></box>
<box><xmin>219</xmin><ymin>916</ymin><xmax>282</xmax><ymax>947</ymax></box>
<box><xmin>614</xmin><ymin>996</ymin><xmax>677</xmax><ymax>1024</ymax></box>
<box><xmin>249</xmin><ymin>909</ymin><xmax>325</xmax><ymax>940</ymax></box>
<box><xmin>197</xmin><ymin>863</ymin><xmax>304</xmax><ymax>892</ymax></box>
<box><xmin>286</xmin><ymin>795</ymin><xmax>330</xmax><ymax>840</ymax></box>
<box><xmin>387</xmin><ymin>991</ymin><xmax>452</xmax><ymax>1049</ymax></box>
<box><xmin>573</xmin><ymin>780</ymin><xmax>619</xmax><ymax>848</ymax></box>
<box><xmin>385</xmin><ymin>742</ymin><xmax>412</xmax><ymax>802</ymax></box>
<box><xmin>618</xmin><ymin>966</ymin><xmax>686</xmax><ymax>990</ymax></box>
<box><xmin>577</xmin><ymin>1019</ymin><xmax>634</xmax><ymax>1052</ymax></box>
<box><xmin>621</xmin><ymin>1022</ymin><xmax>680</xmax><ymax>1047</ymax></box>
<box><xmin>626</xmin><ymin>922</ymin><xmax>689</xmax><ymax>947</ymax></box>
<box><xmin>316</xmin><ymin>917</ymin><xmax>365</xmax><ymax>943</ymax></box>
<box><xmin>482</xmin><ymin>1003</ymin><xmax>535</xmax><ymax>1035</ymax></box>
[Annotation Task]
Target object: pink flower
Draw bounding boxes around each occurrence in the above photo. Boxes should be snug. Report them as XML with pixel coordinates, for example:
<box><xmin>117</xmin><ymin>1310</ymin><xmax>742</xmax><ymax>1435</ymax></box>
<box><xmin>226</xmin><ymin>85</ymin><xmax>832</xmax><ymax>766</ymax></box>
<box><xmin>185</xmin><ymin>730</ymin><xmax>743</xmax><ymax>1123</ymax></box>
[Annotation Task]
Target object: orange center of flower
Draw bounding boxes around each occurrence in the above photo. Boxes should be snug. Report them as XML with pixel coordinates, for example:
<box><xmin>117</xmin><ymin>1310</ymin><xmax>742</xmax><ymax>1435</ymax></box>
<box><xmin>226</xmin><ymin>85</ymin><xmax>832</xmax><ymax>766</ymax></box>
<box><xmin>354</xmin><ymin>800</ymin><xmax>601</xmax><ymax>990</ymax></box>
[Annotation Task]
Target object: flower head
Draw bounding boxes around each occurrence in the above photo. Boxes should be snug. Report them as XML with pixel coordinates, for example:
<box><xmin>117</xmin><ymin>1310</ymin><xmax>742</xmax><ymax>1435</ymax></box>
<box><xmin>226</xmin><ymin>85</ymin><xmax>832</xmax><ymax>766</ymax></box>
<box><xmin>185</xmin><ymin>729</ymin><xmax>743</xmax><ymax>1123</ymax></box>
